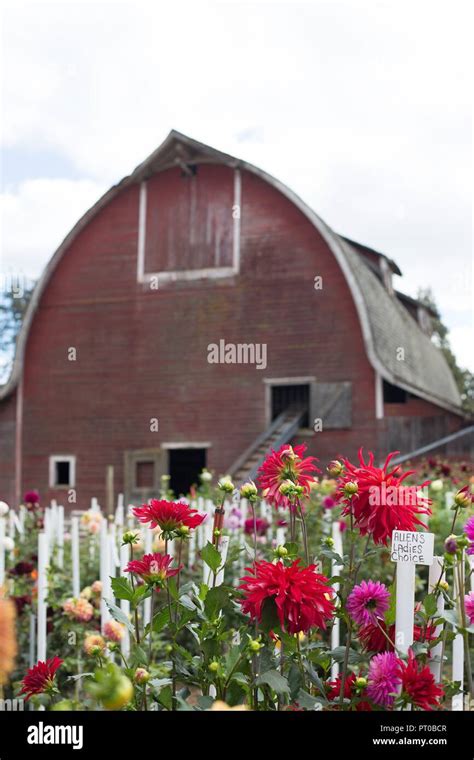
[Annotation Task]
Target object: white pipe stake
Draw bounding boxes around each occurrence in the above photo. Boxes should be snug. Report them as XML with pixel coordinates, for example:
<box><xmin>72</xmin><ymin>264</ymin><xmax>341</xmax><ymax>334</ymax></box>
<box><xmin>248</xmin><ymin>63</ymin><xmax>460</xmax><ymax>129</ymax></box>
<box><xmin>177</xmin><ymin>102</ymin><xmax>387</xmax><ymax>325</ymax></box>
<box><xmin>37</xmin><ymin>532</ymin><xmax>48</xmax><ymax>662</ymax></box>
<box><xmin>395</xmin><ymin>563</ymin><xmax>415</xmax><ymax>655</ymax></box>
<box><xmin>71</xmin><ymin>517</ymin><xmax>80</xmax><ymax>597</ymax></box>
<box><xmin>428</xmin><ymin>556</ymin><xmax>445</xmax><ymax>682</ymax></box>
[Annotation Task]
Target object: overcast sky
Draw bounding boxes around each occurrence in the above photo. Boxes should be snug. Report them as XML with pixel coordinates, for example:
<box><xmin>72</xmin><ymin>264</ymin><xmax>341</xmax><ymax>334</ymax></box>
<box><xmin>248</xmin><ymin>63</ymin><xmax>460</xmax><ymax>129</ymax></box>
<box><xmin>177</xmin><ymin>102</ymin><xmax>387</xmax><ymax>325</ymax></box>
<box><xmin>1</xmin><ymin>0</ymin><xmax>472</xmax><ymax>369</ymax></box>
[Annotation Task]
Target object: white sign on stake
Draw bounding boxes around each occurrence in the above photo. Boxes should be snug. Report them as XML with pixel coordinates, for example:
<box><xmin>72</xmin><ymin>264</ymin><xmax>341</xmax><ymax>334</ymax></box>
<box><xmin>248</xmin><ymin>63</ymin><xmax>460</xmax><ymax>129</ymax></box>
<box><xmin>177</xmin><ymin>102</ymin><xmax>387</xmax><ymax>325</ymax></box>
<box><xmin>391</xmin><ymin>530</ymin><xmax>434</xmax><ymax>566</ymax></box>
<box><xmin>391</xmin><ymin>531</ymin><xmax>434</xmax><ymax>661</ymax></box>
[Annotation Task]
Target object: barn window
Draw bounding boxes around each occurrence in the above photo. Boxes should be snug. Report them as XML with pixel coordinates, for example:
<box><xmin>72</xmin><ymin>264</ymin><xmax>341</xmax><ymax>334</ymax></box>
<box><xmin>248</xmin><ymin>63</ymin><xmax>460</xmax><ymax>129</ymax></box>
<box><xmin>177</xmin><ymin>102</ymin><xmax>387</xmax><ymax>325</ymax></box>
<box><xmin>49</xmin><ymin>456</ymin><xmax>76</xmax><ymax>488</ymax></box>
<box><xmin>168</xmin><ymin>448</ymin><xmax>207</xmax><ymax>497</ymax></box>
<box><xmin>135</xmin><ymin>461</ymin><xmax>155</xmax><ymax>489</ymax></box>
<box><xmin>271</xmin><ymin>384</ymin><xmax>310</xmax><ymax>427</ymax></box>
<box><xmin>383</xmin><ymin>380</ymin><xmax>408</xmax><ymax>403</ymax></box>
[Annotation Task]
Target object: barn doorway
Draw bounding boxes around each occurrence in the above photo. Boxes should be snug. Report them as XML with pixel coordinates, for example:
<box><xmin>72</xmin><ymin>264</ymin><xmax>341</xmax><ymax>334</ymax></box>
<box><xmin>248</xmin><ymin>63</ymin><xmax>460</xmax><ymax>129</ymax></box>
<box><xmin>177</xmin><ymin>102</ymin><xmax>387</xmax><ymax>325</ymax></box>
<box><xmin>271</xmin><ymin>383</ymin><xmax>310</xmax><ymax>427</ymax></box>
<box><xmin>169</xmin><ymin>448</ymin><xmax>207</xmax><ymax>497</ymax></box>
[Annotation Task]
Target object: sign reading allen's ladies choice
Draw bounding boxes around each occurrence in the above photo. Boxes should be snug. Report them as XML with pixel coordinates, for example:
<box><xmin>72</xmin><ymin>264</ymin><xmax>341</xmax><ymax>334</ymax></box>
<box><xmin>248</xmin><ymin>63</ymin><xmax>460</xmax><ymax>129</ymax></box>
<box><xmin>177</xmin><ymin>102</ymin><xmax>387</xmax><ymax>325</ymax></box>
<box><xmin>390</xmin><ymin>530</ymin><xmax>434</xmax><ymax>566</ymax></box>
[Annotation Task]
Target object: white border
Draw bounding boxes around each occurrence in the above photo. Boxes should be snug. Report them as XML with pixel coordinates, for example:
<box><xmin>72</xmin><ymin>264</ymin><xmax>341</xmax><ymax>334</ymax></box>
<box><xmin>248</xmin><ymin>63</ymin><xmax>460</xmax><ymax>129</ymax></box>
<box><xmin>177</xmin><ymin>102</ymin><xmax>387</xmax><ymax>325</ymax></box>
<box><xmin>49</xmin><ymin>455</ymin><xmax>76</xmax><ymax>488</ymax></box>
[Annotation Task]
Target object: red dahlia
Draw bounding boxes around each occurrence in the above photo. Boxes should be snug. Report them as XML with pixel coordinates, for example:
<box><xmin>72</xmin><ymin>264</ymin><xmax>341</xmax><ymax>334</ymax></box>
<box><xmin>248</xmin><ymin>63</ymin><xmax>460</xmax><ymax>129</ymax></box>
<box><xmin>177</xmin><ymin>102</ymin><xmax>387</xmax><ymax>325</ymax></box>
<box><xmin>239</xmin><ymin>559</ymin><xmax>334</xmax><ymax>634</ymax></box>
<box><xmin>326</xmin><ymin>672</ymin><xmax>371</xmax><ymax>711</ymax></box>
<box><xmin>132</xmin><ymin>499</ymin><xmax>205</xmax><ymax>536</ymax></box>
<box><xmin>20</xmin><ymin>656</ymin><xmax>63</xmax><ymax>701</ymax></box>
<box><xmin>359</xmin><ymin>618</ymin><xmax>436</xmax><ymax>653</ymax></box>
<box><xmin>257</xmin><ymin>444</ymin><xmax>320</xmax><ymax>511</ymax></box>
<box><xmin>398</xmin><ymin>650</ymin><xmax>444</xmax><ymax>710</ymax></box>
<box><xmin>124</xmin><ymin>552</ymin><xmax>179</xmax><ymax>586</ymax></box>
<box><xmin>336</xmin><ymin>449</ymin><xmax>431</xmax><ymax>545</ymax></box>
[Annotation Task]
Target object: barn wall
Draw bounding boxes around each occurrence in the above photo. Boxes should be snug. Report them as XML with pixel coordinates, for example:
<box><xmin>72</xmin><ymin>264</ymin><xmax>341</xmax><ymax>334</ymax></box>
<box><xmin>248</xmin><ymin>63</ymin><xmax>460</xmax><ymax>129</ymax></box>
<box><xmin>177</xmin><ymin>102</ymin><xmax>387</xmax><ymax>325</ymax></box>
<box><xmin>1</xmin><ymin>164</ymin><xmax>457</xmax><ymax>508</ymax></box>
<box><xmin>0</xmin><ymin>391</ymin><xmax>17</xmax><ymax>506</ymax></box>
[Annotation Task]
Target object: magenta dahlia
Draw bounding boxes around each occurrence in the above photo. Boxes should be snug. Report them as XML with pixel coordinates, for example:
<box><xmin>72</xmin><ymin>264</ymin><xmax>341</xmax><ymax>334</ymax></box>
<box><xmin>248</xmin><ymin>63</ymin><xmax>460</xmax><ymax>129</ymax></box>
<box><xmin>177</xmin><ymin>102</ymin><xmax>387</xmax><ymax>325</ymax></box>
<box><xmin>366</xmin><ymin>652</ymin><xmax>401</xmax><ymax>707</ymax></box>
<box><xmin>347</xmin><ymin>580</ymin><xmax>390</xmax><ymax>627</ymax></box>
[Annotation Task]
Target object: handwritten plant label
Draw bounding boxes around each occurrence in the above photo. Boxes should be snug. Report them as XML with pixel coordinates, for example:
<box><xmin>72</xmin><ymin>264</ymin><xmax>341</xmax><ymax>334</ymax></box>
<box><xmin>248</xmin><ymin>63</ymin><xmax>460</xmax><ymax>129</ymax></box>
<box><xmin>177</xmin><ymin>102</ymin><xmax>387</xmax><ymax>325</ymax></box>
<box><xmin>390</xmin><ymin>530</ymin><xmax>434</xmax><ymax>566</ymax></box>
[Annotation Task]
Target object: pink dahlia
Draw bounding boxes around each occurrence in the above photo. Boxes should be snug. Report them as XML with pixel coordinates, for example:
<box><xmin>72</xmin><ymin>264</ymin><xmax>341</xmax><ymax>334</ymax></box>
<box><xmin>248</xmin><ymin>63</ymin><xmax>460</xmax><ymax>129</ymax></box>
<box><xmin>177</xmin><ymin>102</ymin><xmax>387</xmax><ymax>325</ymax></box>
<box><xmin>367</xmin><ymin>652</ymin><xmax>401</xmax><ymax>707</ymax></box>
<box><xmin>239</xmin><ymin>559</ymin><xmax>334</xmax><ymax>634</ymax></box>
<box><xmin>347</xmin><ymin>580</ymin><xmax>390</xmax><ymax>627</ymax></box>
<box><xmin>20</xmin><ymin>656</ymin><xmax>63</xmax><ymax>701</ymax></box>
<box><xmin>257</xmin><ymin>444</ymin><xmax>320</xmax><ymax>511</ymax></box>
<box><xmin>336</xmin><ymin>449</ymin><xmax>431</xmax><ymax>545</ymax></box>
<box><xmin>465</xmin><ymin>591</ymin><xmax>474</xmax><ymax>625</ymax></box>
<box><xmin>132</xmin><ymin>499</ymin><xmax>205</xmax><ymax>536</ymax></box>
<box><xmin>398</xmin><ymin>650</ymin><xmax>444</xmax><ymax>710</ymax></box>
<box><xmin>464</xmin><ymin>516</ymin><xmax>474</xmax><ymax>556</ymax></box>
<box><xmin>124</xmin><ymin>552</ymin><xmax>179</xmax><ymax>586</ymax></box>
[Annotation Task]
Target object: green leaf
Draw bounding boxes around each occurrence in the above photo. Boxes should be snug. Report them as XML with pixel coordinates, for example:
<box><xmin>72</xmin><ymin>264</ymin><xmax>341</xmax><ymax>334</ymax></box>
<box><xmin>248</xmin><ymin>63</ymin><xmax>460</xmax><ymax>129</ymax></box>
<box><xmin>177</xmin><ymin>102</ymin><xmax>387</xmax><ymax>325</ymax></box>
<box><xmin>149</xmin><ymin>677</ymin><xmax>172</xmax><ymax>692</ymax></box>
<box><xmin>132</xmin><ymin>585</ymin><xmax>151</xmax><ymax>606</ymax></box>
<box><xmin>198</xmin><ymin>583</ymin><xmax>209</xmax><ymax>602</ymax></box>
<box><xmin>255</xmin><ymin>669</ymin><xmax>290</xmax><ymax>695</ymax></box>
<box><xmin>423</xmin><ymin>593</ymin><xmax>438</xmax><ymax>618</ymax></box>
<box><xmin>259</xmin><ymin>597</ymin><xmax>280</xmax><ymax>633</ymax></box>
<box><xmin>104</xmin><ymin>599</ymin><xmax>134</xmax><ymax>634</ymax></box>
<box><xmin>329</xmin><ymin>646</ymin><xmax>362</xmax><ymax>665</ymax></box>
<box><xmin>152</xmin><ymin>606</ymin><xmax>171</xmax><ymax>634</ymax></box>
<box><xmin>297</xmin><ymin>688</ymin><xmax>324</xmax><ymax>710</ymax></box>
<box><xmin>204</xmin><ymin>586</ymin><xmax>229</xmax><ymax>619</ymax></box>
<box><xmin>288</xmin><ymin>663</ymin><xmax>303</xmax><ymax>701</ymax></box>
<box><xmin>157</xmin><ymin>685</ymin><xmax>173</xmax><ymax>710</ymax></box>
<box><xmin>283</xmin><ymin>542</ymin><xmax>299</xmax><ymax>557</ymax></box>
<box><xmin>201</xmin><ymin>542</ymin><xmax>222</xmax><ymax>573</ymax></box>
<box><xmin>110</xmin><ymin>576</ymin><xmax>135</xmax><ymax>602</ymax></box>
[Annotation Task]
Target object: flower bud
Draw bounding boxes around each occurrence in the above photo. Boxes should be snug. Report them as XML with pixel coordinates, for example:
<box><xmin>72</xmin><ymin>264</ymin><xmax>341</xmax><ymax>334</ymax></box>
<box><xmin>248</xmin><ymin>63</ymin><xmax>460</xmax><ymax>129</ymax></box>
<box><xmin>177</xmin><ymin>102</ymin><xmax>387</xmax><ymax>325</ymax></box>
<box><xmin>444</xmin><ymin>534</ymin><xmax>459</xmax><ymax>555</ymax></box>
<box><xmin>439</xmin><ymin>580</ymin><xmax>449</xmax><ymax>592</ymax></box>
<box><xmin>209</xmin><ymin>661</ymin><xmax>219</xmax><ymax>672</ymax></box>
<box><xmin>327</xmin><ymin>460</ymin><xmax>343</xmax><ymax>478</ymax></box>
<box><xmin>343</xmin><ymin>481</ymin><xmax>359</xmax><ymax>496</ymax></box>
<box><xmin>134</xmin><ymin>668</ymin><xmax>150</xmax><ymax>684</ymax></box>
<box><xmin>240</xmin><ymin>481</ymin><xmax>258</xmax><ymax>502</ymax></box>
<box><xmin>355</xmin><ymin>677</ymin><xmax>367</xmax><ymax>689</ymax></box>
<box><xmin>454</xmin><ymin>489</ymin><xmax>471</xmax><ymax>509</ymax></box>
<box><xmin>218</xmin><ymin>477</ymin><xmax>234</xmax><ymax>494</ymax></box>
<box><xmin>276</xmin><ymin>545</ymin><xmax>288</xmax><ymax>557</ymax></box>
<box><xmin>324</xmin><ymin>536</ymin><xmax>335</xmax><ymax>548</ymax></box>
<box><xmin>249</xmin><ymin>639</ymin><xmax>262</xmax><ymax>653</ymax></box>
<box><xmin>122</xmin><ymin>531</ymin><xmax>139</xmax><ymax>545</ymax></box>
<box><xmin>176</xmin><ymin>525</ymin><xmax>190</xmax><ymax>538</ymax></box>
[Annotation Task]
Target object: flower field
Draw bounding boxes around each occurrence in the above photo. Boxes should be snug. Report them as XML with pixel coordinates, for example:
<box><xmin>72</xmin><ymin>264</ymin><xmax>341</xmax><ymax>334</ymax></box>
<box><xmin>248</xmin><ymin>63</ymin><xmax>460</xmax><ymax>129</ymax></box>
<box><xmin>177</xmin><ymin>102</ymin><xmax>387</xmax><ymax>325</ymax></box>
<box><xmin>0</xmin><ymin>446</ymin><xmax>473</xmax><ymax>713</ymax></box>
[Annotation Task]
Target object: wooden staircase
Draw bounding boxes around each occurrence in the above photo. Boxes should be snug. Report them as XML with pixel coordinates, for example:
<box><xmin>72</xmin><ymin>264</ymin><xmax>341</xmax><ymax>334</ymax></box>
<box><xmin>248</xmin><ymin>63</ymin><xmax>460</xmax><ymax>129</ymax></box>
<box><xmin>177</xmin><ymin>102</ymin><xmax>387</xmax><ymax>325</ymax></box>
<box><xmin>228</xmin><ymin>405</ymin><xmax>308</xmax><ymax>486</ymax></box>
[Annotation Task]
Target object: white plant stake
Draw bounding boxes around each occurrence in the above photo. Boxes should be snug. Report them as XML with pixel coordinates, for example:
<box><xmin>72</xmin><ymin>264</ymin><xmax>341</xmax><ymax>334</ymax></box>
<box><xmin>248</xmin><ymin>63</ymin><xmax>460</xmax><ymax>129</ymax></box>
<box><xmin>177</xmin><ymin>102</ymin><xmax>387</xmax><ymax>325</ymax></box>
<box><xmin>143</xmin><ymin>528</ymin><xmax>153</xmax><ymax>627</ymax></box>
<box><xmin>215</xmin><ymin>536</ymin><xmax>229</xmax><ymax>586</ymax></box>
<box><xmin>100</xmin><ymin>520</ymin><xmax>111</xmax><ymax>630</ymax></box>
<box><xmin>57</xmin><ymin>506</ymin><xmax>64</xmax><ymax>569</ymax></box>
<box><xmin>391</xmin><ymin>530</ymin><xmax>434</xmax><ymax>655</ymax></box>
<box><xmin>452</xmin><ymin>553</ymin><xmax>464</xmax><ymax>711</ymax></box>
<box><xmin>119</xmin><ymin>542</ymin><xmax>130</xmax><ymax>659</ymax></box>
<box><xmin>37</xmin><ymin>532</ymin><xmax>48</xmax><ymax>662</ymax></box>
<box><xmin>428</xmin><ymin>556</ymin><xmax>445</xmax><ymax>682</ymax></box>
<box><xmin>71</xmin><ymin>516</ymin><xmax>80</xmax><ymax>597</ymax></box>
<box><xmin>330</xmin><ymin>521</ymin><xmax>343</xmax><ymax>680</ymax></box>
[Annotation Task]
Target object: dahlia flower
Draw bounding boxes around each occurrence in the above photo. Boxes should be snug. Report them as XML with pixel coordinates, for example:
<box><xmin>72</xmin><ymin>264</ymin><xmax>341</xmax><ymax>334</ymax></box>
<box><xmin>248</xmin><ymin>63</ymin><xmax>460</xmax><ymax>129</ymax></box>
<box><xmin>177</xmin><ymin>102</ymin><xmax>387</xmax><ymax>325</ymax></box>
<box><xmin>398</xmin><ymin>650</ymin><xmax>444</xmax><ymax>710</ymax></box>
<box><xmin>465</xmin><ymin>591</ymin><xmax>474</xmax><ymax>625</ymax></box>
<box><xmin>104</xmin><ymin>620</ymin><xmax>125</xmax><ymax>642</ymax></box>
<box><xmin>20</xmin><ymin>656</ymin><xmax>63</xmax><ymax>701</ymax></box>
<box><xmin>132</xmin><ymin>499</ymin><xmax>205</xmax><ymax>536</ymax></box>
<box><xmin>367</xmin><ymin>652</ymin><xmax>401</xmax><ymax>707</ymax></box>
<box><xmin>336</xmin><ymin>449</ymin><xmax>431</xmax><ymax>545</ymax></box>
<box><xmin>0</xmin><ymin>596</ymin><xmax>17</xmax><ymax>686</ymax></box>
<box><xmin>244</xmin><ymin>517</ymin><xmax>268</xmax><ymax>536</ymax></box>
<box><xmin>84</xmin><ymin>634</ymin><xmax>106</xmax><ymax>656</ymax></box>
<box><xmin>91</xmin><ymin>580</ymin><xmax>102</xmax><ymax>595</ymax></box>
<box><xmin>124</xmin><ymin>552</ymin><xmax>179</xmax><ymax>586</ymax></box>
<box><xmin>239</xmin><ymin>559</ymin><xmax>334</xmax><ymax>634</ymax></box>
<box><xmin>454</xmin><ymin>485</ymin><xmax>473</xmax><ymax>508</ymax></box>
<box><xmin>257</xmin><ymin>444</ymin><xmax>320</xmax><ymax>511</ymax></box>
<box><xmin>326</xmin><ymin>672</ymin><xmax>371</xmax><ymax>710</ymax></box>
<box><xmin>359</xmin><ymin>617</ymin><xmax>435</xmax><ymax>653</ymax></box>
<box><xmin>347</xmin><ymin>580</ymin><xmax>390</xmax><ymax>627</ymax></box>
<box><xmin>464</xmin><ymin>516</ymin><xmax>474</xmax><ymax>556</ymax></box>
<box><xmin>62</xmin><ymin>597</ymin><xmax>94</xmax><ymax>623</ymax></box>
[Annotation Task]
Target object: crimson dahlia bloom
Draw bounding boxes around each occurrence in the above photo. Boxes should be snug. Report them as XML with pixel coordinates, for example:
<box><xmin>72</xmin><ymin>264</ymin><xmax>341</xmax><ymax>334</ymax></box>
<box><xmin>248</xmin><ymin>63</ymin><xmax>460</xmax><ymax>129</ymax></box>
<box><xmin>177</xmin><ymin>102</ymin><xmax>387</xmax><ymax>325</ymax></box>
<box><xmin>336</xmin><ymin>449</ymin><xmax>431</xmax><ymax>545</ymax></box>
<box><xmin>359</xmin><ymin>618</ymin><xmax>435</xmax><ymax>653</ymax></box>
<box><xmin>326</xmin><ymin>673</ymin><xmax>371</xmax><ymax>711</ymax></box>
<box><xmin>398</xmin><ymin>650</ymin><xmax>444</xmax><ymax>710</ymax></box>
<box><xmin>244</xmin><ymin>517</ymin><xmax>268</xmax><ymax>536</ymax></box>
<box><xmin>132</xmin><ymin>499</ymin><xmax>205</xmax><ymax>536</ymax></box>
<box><xmin>124</xmin><ymin>553</ymin><xmax>179</xmax><ymax>586</ymax></box>
<box><xmin>239</xmin><ymin>559</ymin><xmax>334</xmax><ymax>634</ymax></box>
<box><xmin>20</xmin><ymin>656</ymin><xmax>63</xmax><ymax>701</ymax></box>
<box><xmin>257</xmin><ymin>444</ymin><xmax>320</xmax><ymax>511</ymax></box>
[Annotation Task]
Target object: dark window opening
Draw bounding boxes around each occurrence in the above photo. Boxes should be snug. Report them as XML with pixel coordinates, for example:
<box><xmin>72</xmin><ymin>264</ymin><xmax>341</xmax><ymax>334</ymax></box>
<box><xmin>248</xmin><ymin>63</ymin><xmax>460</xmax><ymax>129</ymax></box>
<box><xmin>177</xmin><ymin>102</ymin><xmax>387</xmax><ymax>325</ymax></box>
<box><xmin>271</xmin><ymin>384</ymin><xmax>310</xmax><ymax>427</ymax></box>
<box><xmin>55</xmin><ymin>461</ymin><xmax>71</xmax><ymax>486</ymax></box>
<box><xmin>169</xmin><ymin>448</ymin><xmax>207</xmax><ymax>497</ymax></box>
<box><xmin>383</xmin><ymin>380</ymin><xmax>408</xmax><ymax>404</ymax></box>
<box><xmin>135</xmin><ymin>461</ymin><xmax>155</xmax><ymax>489</ymax></box>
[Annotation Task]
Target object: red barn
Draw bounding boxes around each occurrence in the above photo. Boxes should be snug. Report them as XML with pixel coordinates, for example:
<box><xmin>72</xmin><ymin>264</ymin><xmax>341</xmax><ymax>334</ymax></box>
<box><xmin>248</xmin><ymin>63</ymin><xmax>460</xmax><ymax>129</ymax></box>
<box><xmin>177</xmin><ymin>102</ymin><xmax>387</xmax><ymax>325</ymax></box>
<box><xmin>0</xmin><ymin>131</ymin><xmax>466</xmax><ymax>508</ymax></box>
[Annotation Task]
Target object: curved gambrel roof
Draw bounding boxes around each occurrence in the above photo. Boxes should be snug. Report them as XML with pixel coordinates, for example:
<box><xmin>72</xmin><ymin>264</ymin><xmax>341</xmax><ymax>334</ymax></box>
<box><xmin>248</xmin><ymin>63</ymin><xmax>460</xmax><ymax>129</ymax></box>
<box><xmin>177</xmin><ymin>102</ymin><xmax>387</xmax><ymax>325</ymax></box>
<box><xmin>0</xmin><ymin>130</ymin><xmax>463</xmax><ymax>414</ymax></box>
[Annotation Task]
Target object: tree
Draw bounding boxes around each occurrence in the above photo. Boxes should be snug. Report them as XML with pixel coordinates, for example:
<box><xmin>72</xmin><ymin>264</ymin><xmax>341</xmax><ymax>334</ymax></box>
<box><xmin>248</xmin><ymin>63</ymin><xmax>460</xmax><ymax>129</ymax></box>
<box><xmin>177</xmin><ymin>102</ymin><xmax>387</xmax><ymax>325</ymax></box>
<box><xmin>0</xmin><ymin>280</ymin><xmax>36</xmax><ymax>382</ymax></box>
<box><xmin>417</xmin><ymin>287</ymin><xmax>473</xmax><ymax>414</ymax></box>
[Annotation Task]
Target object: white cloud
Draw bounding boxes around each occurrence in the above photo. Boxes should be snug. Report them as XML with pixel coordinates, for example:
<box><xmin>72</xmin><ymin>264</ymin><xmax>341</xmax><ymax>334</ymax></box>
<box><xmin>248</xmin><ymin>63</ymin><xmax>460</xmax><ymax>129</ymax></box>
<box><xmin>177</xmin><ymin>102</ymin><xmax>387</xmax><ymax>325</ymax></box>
<box><xmin>0</xmin><ymin>0</ymin><xmax>472</xmax><ymax>369</ymax></box>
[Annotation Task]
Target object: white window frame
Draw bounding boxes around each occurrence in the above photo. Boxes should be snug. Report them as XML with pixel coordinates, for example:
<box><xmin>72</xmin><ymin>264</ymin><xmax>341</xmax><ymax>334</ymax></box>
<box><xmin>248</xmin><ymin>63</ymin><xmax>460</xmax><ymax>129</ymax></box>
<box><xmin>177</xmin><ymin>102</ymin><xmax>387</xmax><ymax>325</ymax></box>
<box><xmin>137</xmin><ymin>169</ymin><xmax>241</xmax><ymax>285</ymax></box>
<box><xmin>49</xmin><ymin>455</ymin><xmax>76</xmax><ymax>488</ymax></box>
